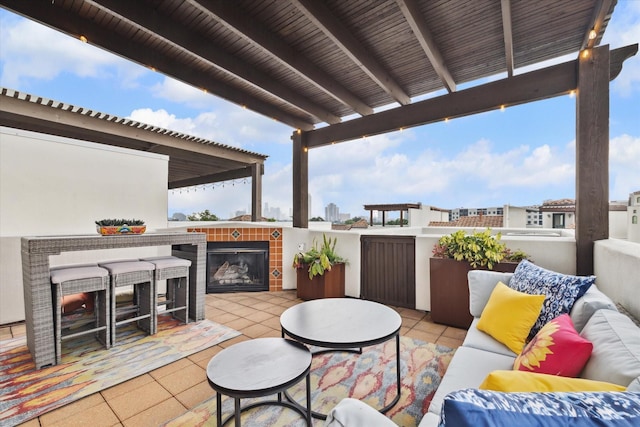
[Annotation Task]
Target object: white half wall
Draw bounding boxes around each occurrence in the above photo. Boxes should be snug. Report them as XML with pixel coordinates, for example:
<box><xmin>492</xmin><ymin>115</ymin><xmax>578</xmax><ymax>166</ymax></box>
<box><xmin>0</xmin><ymin>127</ymin><xmax>169</xmax><ymax>324</ymax></box>
<box><xmin>594</xmin><ymin>239</ymin><xmax>640</xmax><ymax>320</ymax></box>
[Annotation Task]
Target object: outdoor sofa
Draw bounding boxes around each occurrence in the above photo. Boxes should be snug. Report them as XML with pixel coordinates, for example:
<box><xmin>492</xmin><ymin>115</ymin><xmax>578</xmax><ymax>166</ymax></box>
<box><xmin>326</xmin><ymin>262</ymin><xmax>640</xmax><ymax>426</ymax></box>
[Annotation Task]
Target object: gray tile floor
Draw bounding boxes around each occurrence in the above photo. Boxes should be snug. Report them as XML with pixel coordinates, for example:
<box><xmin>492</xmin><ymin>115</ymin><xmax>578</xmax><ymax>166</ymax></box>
<box><xmin>2</xmin><ymin>291</ymin><xmax>466</xmax><ymax>427</ymax></box>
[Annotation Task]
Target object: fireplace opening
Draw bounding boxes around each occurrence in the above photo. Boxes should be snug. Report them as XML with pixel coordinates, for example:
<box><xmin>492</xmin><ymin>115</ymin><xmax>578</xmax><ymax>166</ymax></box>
<box><xmin>206</xmin><ymin>241</ymin><xmax>269</xmax><ymax>293</ymax></box>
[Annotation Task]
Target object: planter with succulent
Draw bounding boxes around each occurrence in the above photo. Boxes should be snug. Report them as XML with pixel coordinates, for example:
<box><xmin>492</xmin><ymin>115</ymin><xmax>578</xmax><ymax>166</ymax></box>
<box><xmin>292</xmin><ymin>234</ymin><xmax>346</xmax><ymax>300</ymax></box>
<box><xmin>430</xmin><ymin>229</ymin><xmax>530</xmax><ymax>328</ymax></box>
<box><xmin>95</xmin><ymin>218</ymin><xmax>146</xmax><ymax>235</ymax></box>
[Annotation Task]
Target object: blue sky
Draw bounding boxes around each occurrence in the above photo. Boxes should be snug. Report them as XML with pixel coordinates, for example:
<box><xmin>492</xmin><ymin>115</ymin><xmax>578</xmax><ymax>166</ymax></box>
<box><xmin>1</xmin><ymin>4</ymin><xmax>639</xmax><ymax>220</ymax></box>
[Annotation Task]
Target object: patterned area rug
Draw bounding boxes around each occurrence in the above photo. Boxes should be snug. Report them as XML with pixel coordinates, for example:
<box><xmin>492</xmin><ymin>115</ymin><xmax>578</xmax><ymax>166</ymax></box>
<box><xmin>0</xmin><ymin>315</ymin><xmax>240</xmax><ymax>426</ymax></box>
<box><xmin>165</xmin><ymin>337</ymin><xmax>456</xmax><ymax>427</ymax></box>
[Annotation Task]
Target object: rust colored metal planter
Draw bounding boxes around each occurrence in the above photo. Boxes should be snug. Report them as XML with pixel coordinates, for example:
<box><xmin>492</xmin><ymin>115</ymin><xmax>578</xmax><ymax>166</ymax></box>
<box><xmin>296</xmin><ymin>262</ymin><xmax>345</xmax><ymax>300</ymax></box>
<box><xmin>429</xmin><ymin>258</ymin><xmax>518</xmax><ymax>329</ymax></box>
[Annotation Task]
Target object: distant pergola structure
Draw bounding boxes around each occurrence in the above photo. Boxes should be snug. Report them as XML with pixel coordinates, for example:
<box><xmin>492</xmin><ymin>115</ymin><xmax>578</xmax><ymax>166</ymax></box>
<box><xmin>364</xmin><ymin>203</ymin><xmax>421</xmax><ymax>227</ymax></box>
<box><xmin>0</xmin><ymin>0</ymin><xmax>637</xmax><ymax>275</ymax></box>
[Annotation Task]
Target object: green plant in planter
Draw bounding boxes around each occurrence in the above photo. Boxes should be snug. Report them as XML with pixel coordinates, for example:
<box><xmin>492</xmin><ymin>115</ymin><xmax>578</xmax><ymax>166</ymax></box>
<box><xmin>432</xmin><ymin>229</ymin><xmax>529</xmax><ymax>269</ymax></box>
<box><xmin>95</xmin><ymin>218</ymin><xmax>145</xmax><ymax>226</ymax></box>
<box><xmin>292</xmin><ymin>234</ymin><xmax>346</xmax><ymax>279</ymax></box>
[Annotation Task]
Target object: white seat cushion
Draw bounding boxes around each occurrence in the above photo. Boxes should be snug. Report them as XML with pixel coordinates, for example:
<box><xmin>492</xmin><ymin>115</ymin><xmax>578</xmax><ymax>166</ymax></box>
<box><xmin>324</xmin><ymin>398</ymin><xmax>396</xmax><ymax>427</ymax></box>
<box><xmin>427</xmin><ymin>346</ymin><xmax>515</xmax><ymax>418</ymax></box>
<box><xmin>140</xmin><ymin>256</ymin><xmax>191</xmax><ymax>269</ymax></box>
<box><xmin>99</xmin><ymin>260</ymin><xmax>155</xmax><ymax>274</ymax></box>
<box><xmin>50</xmin><ymin>266</ymin><xmax>108</xmax><ymax>284</ymax></box>
<box><xmin>462</xmin><ymin>318</ymin><xmax>517</xmax><ymax>357</ymax></box>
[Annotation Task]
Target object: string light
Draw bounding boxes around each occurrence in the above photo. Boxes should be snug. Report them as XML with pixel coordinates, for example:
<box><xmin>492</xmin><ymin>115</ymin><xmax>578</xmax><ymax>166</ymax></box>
<box><xmin>581</xmin><ymin>49</ymin><xmax>590</xmax><ymax>59</ymax></box>
<box><xmin>79</xmin><ymin>35</ymin><xmax>88</xmax><ymax>43</ymax></box>
<box><xmin>589</xmin><ymin>28</ymin><xmax>597</xmax><ymax>40</ymax></box>
<box><xmin>171</xmin><ymin>179</ymin><xmax>251</xmax><ymax>194</ymax></box>
<box><xmin>500</xmin><ymin>105</ymin><xmax>505</xmax><ymax>112</ymax></box>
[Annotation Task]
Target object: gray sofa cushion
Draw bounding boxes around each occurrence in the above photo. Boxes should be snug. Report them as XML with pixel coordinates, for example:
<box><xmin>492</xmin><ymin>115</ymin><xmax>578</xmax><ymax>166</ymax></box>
<box><xmin>569</xmin><ymin>284</ymin><xmax>617</xmax><ymax>332</ymax></box>
<box><xmin>462</xmin><ymin>319</ymin><xmax>517</xmax><ymax>358</ymax></box>
<box><xmin>427</xmin><ymin>346</ymin><xmax>515</xmax><ymax>418</ymax></box>
<box><xmin>468</xmin><ymin>270</ymin><xmax>514</xmax><ymax>317</ymax></box>
<box><xmin>580</xmin><ymin>309</ymin><xmax>640</xmax><ymax>386</ymax></box>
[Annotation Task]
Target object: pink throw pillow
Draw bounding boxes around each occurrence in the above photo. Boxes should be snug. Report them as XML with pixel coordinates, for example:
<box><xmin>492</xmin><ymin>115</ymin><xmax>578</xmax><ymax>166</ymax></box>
<box><xmin>513</xmin><ymin>313</ymin><xmax>593</xmax><ymax>377</ymax></box>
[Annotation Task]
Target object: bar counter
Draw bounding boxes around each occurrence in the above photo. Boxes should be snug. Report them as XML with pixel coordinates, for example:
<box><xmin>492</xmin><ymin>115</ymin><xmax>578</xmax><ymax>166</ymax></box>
<box><xmin>21</xmin><ymin>232</ymin><xmax>206</xmax><ymax>368</ymax></box>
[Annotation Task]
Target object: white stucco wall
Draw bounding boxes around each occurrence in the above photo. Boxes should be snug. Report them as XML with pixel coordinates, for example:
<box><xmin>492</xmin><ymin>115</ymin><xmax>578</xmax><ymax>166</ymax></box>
<box><xmin>285</xmin><ymin>225</ymin><xmax>577</xmax><ymax>312</ymax></box>
<box><xmin>594</xmin><ymin>239</ymin><xmax>640</xmax><ymax>320</ymax></box>
<box><xmin>408</xmin><ymin>206</ymin><xmax>450</xmax><ymax>226</ymax></box>
<box><xmin>629</xmin><ymin>206</ymin><xmax>640</xmax><ymax>243</ymax></box>
<box><xmin>0</xmin><ymin>127</ymin><xmax>169</xmax><ymax>324</ymax></box>
<box><xmin>503</xmin><ymin>205</ymin><xmax>528</xmax><ymax>228</ymax></box>
<box><xmin>609</xmin><ymin>210</ymin><xmax>628</xmax><ymax>239</ymax></box>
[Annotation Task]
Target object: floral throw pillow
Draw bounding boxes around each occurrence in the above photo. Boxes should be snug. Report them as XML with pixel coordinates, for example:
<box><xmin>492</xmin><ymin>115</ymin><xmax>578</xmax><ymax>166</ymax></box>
<box><xmin>514</xmin><ymin>314</ymin><xmax>593</xmax><ymax>377</ymax></box>
<box><xmin>508</xmin><ymin>260</ymin><xmax>595</xmax><ymax>339</ymax></box>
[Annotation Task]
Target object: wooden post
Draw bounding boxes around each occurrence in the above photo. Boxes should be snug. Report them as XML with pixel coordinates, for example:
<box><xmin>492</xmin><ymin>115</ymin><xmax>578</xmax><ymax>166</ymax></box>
<box><xmin>576</xmin><ymin>45</ymin><xmax>610</xmax><ymax>275</ymax></box>
<box><xmin>292</xmin><ymin>130</ymin><xmax>309</xmax><ymax>228</ymax></box>
<box><xmin>251</xmin><ymin>163</ymin><xmax>262</xmax><ymax>221</ymax></box>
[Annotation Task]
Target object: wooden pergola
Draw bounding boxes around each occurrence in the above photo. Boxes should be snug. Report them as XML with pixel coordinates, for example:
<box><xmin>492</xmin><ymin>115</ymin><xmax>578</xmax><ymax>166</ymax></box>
<box><xmin>0</xmin><ymin>0</ymin><xmax>637</xmax><ymax>274</ymax></box>
<box><xmin>364</xmin><ymin>203</ymin><xmax>422</xmax><ymax>227</ymax></box>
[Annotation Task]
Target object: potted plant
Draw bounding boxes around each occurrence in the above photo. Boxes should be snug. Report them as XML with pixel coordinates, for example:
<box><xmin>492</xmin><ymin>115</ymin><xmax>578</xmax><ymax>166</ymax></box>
<box><xmin>95</xmin><ymin>218</ymin><xmax>146</xmax><ymax>235</ymax></box>
<box><xmin>292</xmin><ymin>234</ymin><xmax>346</xmax><ymax>300</ymax></box>
<box><xmin>430</xmin><ymin>229</ymin><xmax>529</xmax><ymax>328</ymax></box>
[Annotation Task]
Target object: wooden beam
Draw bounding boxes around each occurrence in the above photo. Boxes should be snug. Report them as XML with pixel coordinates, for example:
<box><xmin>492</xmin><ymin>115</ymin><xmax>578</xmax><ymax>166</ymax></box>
<box><xmin>291</xmin><ymin>0</ymin><xmax>411</xmax><ymax>105</ymax></box>
<box><xmin>191</xmin><ymin>0</ymin><xmax>373</xmax><ymax>117</ymax></box>
<box><xmin>0</xmin><ymin>0</ymin><xmax>315</xmax><ymax>131</ymax></box>
<box><xmin>610</xmin><ymin>44</ymin><xmax>639</xmax><ymax>80</ymax></box>
<box><xmin>581</xmin><ymin>0</ymin><xmax>615</xmax><ymax>50</ymax></box>
<box><xmin>501</xmin><ymin>0</ymin><xmax>515</xmax><ymax>77</ymax></box>
<box><xmin>292</xmin><ymin>131</ymin><xmax>309</xmax><ymax>228</ymax></box>
<box><xmin>306</xmin><ymin>56</ymin><xmax>576</xmax><ymax>147</ymax></box>
<box><xmin>89</xmin><ymin>0</ymin><xmax>339</xmax><ymax>125</ymax></box>
<box><xmin>575</xmin><ymin>45</ymin><xmax>610</xmax><ymax>275</ymax></box>
<box><xmin>305</xmin><ymin>45</ymin><xmax>637</xmax><ymax>148</ymax></box>
<box><xmin>396</xmin><ymin>0</ymin><xmax>456</xmax><ymax>92</ymax></box>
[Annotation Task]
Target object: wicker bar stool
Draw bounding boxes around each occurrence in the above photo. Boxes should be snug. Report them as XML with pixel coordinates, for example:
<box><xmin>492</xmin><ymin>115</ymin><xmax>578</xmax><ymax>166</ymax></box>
<box><xmin>50</xmin><ymin>264</ymin><xmax>110</xmax><ymax>364</ymax></box>
<box><xmin>141</xmin><ymin>256</ymin><xmax>191</xmax><ymax>326</ymax></box>
<box><xmin>98</xmin><ymin>260</ymin><xmax>156</xmax><ymax>344</ymax></box>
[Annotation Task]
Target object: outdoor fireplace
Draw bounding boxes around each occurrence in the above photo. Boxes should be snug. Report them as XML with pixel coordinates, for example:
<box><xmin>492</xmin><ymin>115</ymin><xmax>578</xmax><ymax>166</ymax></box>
<box><xmin>206</xmin><ymin>241</ymin><xmax>269</xmax><ymax>293</ymax></box>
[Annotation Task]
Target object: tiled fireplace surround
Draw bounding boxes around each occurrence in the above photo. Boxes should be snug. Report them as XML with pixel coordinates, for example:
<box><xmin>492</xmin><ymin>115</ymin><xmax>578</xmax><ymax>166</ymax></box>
<box><xmin>187</xmin><ymin>226</ymin><xmax>284</xmax><ymax>291</ymax></box>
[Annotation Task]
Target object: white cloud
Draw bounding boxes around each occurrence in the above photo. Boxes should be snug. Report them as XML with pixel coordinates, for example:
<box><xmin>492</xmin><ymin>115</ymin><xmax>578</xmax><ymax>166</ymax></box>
<box><xmin>149</xmin><ymin>77</ymin><xmax>292</xmax><ymax>150</ymax></box>
<box><xmin>602</xmin><ymin>2</ymin><xmax>640</xmax><ymax>96</ymax></box>
<box><xmin>610</xmin><ymin>134</ymin><xmax>640</xmax><ymax>199</ymax></box>
<box><xmin>0</xmin><ymin>15</ymin><xmax>145</xmax><ymax>88</ymax></box>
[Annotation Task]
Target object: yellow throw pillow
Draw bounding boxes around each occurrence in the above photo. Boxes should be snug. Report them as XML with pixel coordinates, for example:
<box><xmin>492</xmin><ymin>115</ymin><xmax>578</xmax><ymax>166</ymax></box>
<box><xmin>476</xmin><ymin>282</ymin><xmax>545</xmax><ymax>354</ymax></box>
<box><xmin>479</xmin><ymin>370</ymin><xmax>627</xmax><ymax>392</ymax></box>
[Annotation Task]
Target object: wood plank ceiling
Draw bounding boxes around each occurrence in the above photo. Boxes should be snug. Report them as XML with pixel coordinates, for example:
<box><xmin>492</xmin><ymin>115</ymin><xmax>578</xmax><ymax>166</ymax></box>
<box><xmin>0</xmin><ymin>0</ymin><xmax>616</xmax><ymax>133</ymax></box>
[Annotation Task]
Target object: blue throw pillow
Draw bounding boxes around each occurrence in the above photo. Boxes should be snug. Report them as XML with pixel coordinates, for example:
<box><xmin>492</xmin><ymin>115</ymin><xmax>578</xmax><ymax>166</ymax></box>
<box><xmin>508</xmin><ymin>260</ymin><xmax>595</xmax><ymax>339</ymax></box>
<box><xmin>439</xmin><ymin>389</ymin><xmax>640</xmax><ymax>427</ymax></box>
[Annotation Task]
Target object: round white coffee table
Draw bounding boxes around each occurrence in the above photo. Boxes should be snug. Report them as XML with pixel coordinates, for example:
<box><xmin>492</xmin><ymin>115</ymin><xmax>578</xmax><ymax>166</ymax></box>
<box><xmin>206</xmin><ymin>337</ymin><xmax>312</xmax><ymax>426</ymax></box>
<box><xmin>280</xmin><ymin>298</ymin><xmax>402</xmax><ymax>419</ymax></box>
